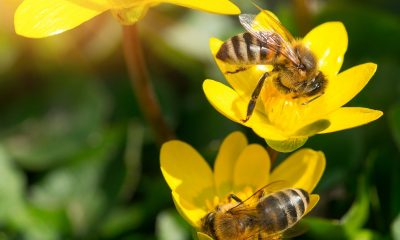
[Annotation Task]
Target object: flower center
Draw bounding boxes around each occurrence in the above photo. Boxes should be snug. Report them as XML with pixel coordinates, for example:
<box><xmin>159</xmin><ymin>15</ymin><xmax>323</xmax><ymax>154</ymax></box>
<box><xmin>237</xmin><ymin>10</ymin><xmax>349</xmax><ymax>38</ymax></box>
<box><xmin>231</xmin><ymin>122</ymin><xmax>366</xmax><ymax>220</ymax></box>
<box><xmin>260</xmin><ymin>82</ymin><xmax>308</xmax><ymax>134</ymax></box>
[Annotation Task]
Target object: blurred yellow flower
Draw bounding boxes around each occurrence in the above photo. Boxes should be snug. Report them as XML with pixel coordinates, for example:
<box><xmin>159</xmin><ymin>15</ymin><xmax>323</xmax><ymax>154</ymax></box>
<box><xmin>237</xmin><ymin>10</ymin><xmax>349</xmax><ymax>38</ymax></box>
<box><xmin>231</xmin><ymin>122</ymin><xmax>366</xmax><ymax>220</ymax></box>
<box><xmin>14</xmin><ymin>0</ymin><xmax>240</xmax><ymax>38</ymax></box>
<box><xmin>160</xmin><ymin>131</ymin><xmax>325</xmax><ymax>239</ymax></box>
<box><xmin>203</xmin><ymin>12</ymin><xmax>383</xmax><ymax>152</ymax></box>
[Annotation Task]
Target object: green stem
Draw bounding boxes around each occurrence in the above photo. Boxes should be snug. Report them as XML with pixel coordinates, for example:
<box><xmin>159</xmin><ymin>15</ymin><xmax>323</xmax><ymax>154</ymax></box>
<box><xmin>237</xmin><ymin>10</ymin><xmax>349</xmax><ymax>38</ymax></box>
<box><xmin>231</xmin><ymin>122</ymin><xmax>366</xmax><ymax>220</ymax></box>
<box><xmin>267</xmin><ymin>146</ymin><xmax>279</xmax><ymax>166</ymax></box>
<box><xmin>122</xmin><ymin>24</ymin><xmax>175</xmax><ymax>144</ymax></box>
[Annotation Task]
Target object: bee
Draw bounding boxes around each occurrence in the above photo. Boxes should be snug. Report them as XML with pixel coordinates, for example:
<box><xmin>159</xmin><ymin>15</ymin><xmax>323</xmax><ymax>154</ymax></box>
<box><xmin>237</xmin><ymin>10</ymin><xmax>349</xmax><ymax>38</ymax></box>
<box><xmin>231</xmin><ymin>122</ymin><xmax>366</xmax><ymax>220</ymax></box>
<box><xmin>201</xmin><ymin>182</ymin><xmax>310</xmax><ymax>240</ymax></box>
<box><xmin>216</xmin><ymin>9</ymin><xmax>327</xmax><ymax>122</ymax></box>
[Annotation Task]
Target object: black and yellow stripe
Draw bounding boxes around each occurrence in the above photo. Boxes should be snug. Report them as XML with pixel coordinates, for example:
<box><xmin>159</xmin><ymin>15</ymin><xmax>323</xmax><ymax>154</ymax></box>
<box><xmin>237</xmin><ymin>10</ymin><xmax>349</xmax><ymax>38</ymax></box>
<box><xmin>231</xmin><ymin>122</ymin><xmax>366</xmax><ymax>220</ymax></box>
<box><xmin>216</xmin><ymin>32</ymin><xmax>282</xmax><ymax>65</ymax></box>
<box><xmin>257</xmin><ymin>188</ymin><xmax>310</xmax><ymax>234</ymax></box>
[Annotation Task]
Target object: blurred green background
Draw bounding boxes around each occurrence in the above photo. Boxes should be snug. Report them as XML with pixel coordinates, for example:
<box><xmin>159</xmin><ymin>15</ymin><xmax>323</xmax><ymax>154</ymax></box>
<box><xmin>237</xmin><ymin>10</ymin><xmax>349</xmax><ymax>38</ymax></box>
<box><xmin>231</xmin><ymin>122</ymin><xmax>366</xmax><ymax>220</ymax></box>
<box><xmin>0</xmin><ymin>0</ymin><xmax>399</xmax><ymax>239</ymax></box>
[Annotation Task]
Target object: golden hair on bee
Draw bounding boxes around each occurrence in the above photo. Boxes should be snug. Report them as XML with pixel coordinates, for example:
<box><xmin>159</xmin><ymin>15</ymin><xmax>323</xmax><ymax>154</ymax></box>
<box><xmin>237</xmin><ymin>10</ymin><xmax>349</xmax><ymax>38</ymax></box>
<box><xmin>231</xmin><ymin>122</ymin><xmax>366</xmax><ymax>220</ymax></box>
<box><xmin>201</xmin><ymin>182</ymin><xmax>311</xmax><ymax>240</ymax></box>
<box><xmin>216</xmin><ymin>6</ymin><xmax>327</xmax><ymax>122</ymax></box>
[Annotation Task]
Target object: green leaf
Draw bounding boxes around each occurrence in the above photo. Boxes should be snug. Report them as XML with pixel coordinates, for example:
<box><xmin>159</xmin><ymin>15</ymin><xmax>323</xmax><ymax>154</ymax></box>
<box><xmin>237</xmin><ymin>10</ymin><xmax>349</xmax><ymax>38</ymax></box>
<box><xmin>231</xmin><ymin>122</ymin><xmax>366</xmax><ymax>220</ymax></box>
<box><xmin>155</xmin><ymin>209</ymin><xmax>190</xmax><ymax>240</ymax></box>
<box><xmin>341</xmin><ymin>175</ymin><xmax>370</xmax><ymax>233</ymax></box>
<box><xmin>99</xmin><ymin>205</ymin><xmax>147</xmax><ymax>238</ymax></box>
<box><xmin>302</xmin><ymin>217</ymin><xmax>348</xmax><ymax>239</ymax></box>
<box><xmin>29</xmin><ymin>126</ymin><xmax>124</xmax><ymax>237</ymax></box>
<box><xmin>392</xmin><ymin>213</ymin><xmax>400</xmax><ymax>240</ymax></box>
<box><xmin>3</xmin><ymin>76</ymin><xmax>110</xmax><ymax>170</ymax></box>
<box><xmin>388</xmin><ymin>105</ymin><xmax>400</xmax><ymax>151</ymax></box>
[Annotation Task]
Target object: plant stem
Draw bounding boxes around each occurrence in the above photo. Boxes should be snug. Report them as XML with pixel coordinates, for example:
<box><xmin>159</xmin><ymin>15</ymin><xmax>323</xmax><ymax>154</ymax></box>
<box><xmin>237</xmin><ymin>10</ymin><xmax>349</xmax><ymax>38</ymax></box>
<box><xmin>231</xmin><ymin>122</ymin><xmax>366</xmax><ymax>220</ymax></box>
<box><xmin>122</xmin><ymin>24</ymin><xmax>175</xmax><ymax>144</ymax></box>
<box><xmin>293</xmin><ymin>0</ymin><xmax>312</xmax><ymax>35</ymax></box>
<box><xmin>267</xmin><ymin>146</ymin><xmax>279</xmax><ymax>166</ymax></box>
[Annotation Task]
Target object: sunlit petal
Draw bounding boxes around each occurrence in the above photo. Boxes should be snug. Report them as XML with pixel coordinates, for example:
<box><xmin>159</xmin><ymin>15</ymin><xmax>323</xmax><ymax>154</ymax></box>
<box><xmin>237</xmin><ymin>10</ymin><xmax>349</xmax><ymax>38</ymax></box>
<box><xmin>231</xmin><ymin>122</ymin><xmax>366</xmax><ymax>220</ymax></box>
<box><xmin>214</xmin><ymin>132</ymin><xmax>248</xmax><ymax>198</ymax></box>
<box><xmin>319</xmin><ymin>107</ymin><xmax>383</xmax><ymax>134</ymax></box>
<box><xmin>160</xmin><ymin>140</ymin><xmax>215</xmax><ymax>207</ymax></box>
<box><xmin>172</xmin><ymin>191</ymin><xmax>208</xmax><ymax>227</ymax></box>
<box><xmin>233</xmin><ymin>144</ymin><xmax>270</xmax><ymax>192</ymax></box>
<box><xmin>203</xmin><ymin>80</ymin><xmax>287</xmax><ymax>141</ymax></box>
<box><xmin>303</xmin><ymin>22</ymin><xmax>348</xmax><ymax>77</ymax></box>
<box><xmin>305</xmin><ymin>63</ymin><xmax>377</xmax><ymax>120</ymax></box>
<box><xmin>14</xmin><ymin>0</ymin><xmax>107</xmax><ymax>38</ymax></box>
<box><xmin>305</xmin><ymin>194</ymin><xmax>320</xmax><ymax>214</ymax></box>
<box><xmin>270</xmin><ymin>149</ymin><xmax>325</xmax><ymax>192</ymax></box>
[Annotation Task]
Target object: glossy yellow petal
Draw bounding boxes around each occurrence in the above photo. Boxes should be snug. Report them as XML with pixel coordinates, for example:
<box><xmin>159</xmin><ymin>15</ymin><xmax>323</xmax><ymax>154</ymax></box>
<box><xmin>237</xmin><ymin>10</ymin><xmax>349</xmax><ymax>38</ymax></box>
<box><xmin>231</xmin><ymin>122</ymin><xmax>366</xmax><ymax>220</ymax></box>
<box><xmin>111</xmin><ymin>4</ymin><xmax>151</xmax><ymax>25</ymax></box>
<box><xmin>197</xmin><ymin>232</ymin><xmax>214</xmax><ymax>240</ymax></box>
<box><xmin>14</xmin><ymin>0</ymin><xmax>107</xmax><ymax>38</ymax></box>
<box><xmin>160</xmin><ymin>140</ymin><xmax>215</xmax><ymax>207</ymax></box>
<box><xmin>305</xmin><ymin>194</ymin><xmax>320</xmax><ymax>214</ymax></box>
<box><xmin>172</xmin><ymin>191</ymin><xmax>208</xmax><ymax>227</ymax></box>
<box><xmin>203</xmin><ymin>80</ymin><xmax>286</xmax><ymax>141</ymax></box>
<box><xmin>303</xmin><ymin>22</ymin><xmax>347</xmax><ymax>77</ymax></box>
<box><xmin>214</xmin><ymin>132</ymin><xmax>248</xmax><ymax>198</ymax></box>
<box><xmin>233</xmin><ymin>144</ymin><xmax>270</xmax><ymax>192</ymax></box>
<box><xmin>265</xmin><ymin>137</ymin><xmax>308</xmax><ymax>153</ymax></box>
<box><xmin>306</xmin><ymin>63</ymin><xmax>377</xmax><ymax>120</ymax></box>
<box><xmin>163</xmin><ymin>0</ymin><xmax>240</xmax><ymax>15</ymax></box>
<box><xmin>319</xmin><ymin>107</ymin><xmax>383</xmax><ymax>134</ymax></box>
<box><xmin>270</xmin><ymin>149</ymin><xmax>325</xmax><ymax>192</ymax></box>
<box><xmin>203</xmin><ymin>79</ymin><xmax>245</xmax><ymax>124</ymax></box>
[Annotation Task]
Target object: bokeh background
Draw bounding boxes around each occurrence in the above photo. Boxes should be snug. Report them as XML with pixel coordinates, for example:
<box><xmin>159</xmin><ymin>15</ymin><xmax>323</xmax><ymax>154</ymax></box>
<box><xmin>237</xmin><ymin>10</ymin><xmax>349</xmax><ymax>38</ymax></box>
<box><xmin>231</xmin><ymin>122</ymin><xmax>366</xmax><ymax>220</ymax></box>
<box><xmin>0</xmin><ymin>0</ymin><xmax>399</xmax><ymax>239</ymax></box>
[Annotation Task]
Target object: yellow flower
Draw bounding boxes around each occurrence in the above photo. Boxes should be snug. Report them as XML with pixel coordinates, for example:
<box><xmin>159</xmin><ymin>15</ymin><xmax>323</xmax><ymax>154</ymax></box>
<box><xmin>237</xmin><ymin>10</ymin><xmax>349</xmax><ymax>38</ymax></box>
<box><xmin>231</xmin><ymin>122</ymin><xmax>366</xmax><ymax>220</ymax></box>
<box><xmin>160</xmin><ymin>131</ymin><xmax>325</xmax><ymax>239</ymax></box>
<box><xmin>14</xmin><ymin>0</ymin><xmax>240</xmax><ymax>38</ymax></box>
<box><xmin>203</xmin><ymin>11</ymin><xmax>383</xmax><ymax>152</ymax></box>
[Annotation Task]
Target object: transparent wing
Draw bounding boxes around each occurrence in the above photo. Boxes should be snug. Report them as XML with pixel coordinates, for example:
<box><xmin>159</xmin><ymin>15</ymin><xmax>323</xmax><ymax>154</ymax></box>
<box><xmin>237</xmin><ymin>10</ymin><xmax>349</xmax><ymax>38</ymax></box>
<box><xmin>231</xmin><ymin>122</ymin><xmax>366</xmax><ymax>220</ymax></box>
<box><xmin>241</xmin><ymin>222</ymin><xmax>308</xmax><ymax>240</ymax></box>
<box><xmin>229</xmin><ymin>181</ymin><xmax>290</xmax><ymax>212</ymax></box>
<box><xmin>239</xmin><ymin>13</ymin><xmax>300</xmax><ymax>65</ymax></box>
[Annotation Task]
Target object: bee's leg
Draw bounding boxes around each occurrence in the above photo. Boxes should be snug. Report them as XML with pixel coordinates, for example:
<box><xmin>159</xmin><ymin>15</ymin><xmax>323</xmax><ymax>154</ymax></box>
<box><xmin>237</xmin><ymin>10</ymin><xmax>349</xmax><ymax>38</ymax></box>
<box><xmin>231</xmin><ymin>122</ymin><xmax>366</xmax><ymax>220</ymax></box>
<box><xmin>242</xmin><ymin>72</ymin><xmax>269</xmax><ymax>122</ymax></box>
<box><xmin>229</xmin><ymin>194</ymin><xmax>243</xmax><ymax>203</ymax></box>
<box><xmin>301</xmin><ymin>93</ymin><xmax>324</xmax><ymax>105</ymax></box>
<box><xmin>225</xmin><ymin>66</ymin><xmax>248</xmax><ymax>74</ymax></box>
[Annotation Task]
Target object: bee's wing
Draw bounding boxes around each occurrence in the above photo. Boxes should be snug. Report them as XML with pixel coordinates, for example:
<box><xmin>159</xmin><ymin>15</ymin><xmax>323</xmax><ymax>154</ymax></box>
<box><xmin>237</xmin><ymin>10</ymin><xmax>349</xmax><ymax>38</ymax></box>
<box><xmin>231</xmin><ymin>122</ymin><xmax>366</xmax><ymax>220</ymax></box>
<box><xmin>239</xmin><ymin>13</ymin><xmax>300</xmax><ymax>66</ymax></box>
<box><xmin>238</xmin><ymin>221</ymin><xmax>308</xmax><ymax>240</ymax></box>
<box><xmin>229</xmin><ymin>181</ymin><xmax>290</xmax><ymax>212</ymax></box>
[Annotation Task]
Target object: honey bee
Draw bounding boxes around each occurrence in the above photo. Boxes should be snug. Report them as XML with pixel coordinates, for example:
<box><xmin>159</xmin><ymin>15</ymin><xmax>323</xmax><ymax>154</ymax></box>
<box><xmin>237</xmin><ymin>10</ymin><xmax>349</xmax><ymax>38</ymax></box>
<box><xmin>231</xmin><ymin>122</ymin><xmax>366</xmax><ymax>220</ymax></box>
<box><xmin>201</xmin><ymin>182</ymin><xmax>310</xmax><ymax>240</ymax></box>
<box><xmin>216</xmin><ymin>9</ymin><xmax>327</xmax><ymax>122</ymax></box>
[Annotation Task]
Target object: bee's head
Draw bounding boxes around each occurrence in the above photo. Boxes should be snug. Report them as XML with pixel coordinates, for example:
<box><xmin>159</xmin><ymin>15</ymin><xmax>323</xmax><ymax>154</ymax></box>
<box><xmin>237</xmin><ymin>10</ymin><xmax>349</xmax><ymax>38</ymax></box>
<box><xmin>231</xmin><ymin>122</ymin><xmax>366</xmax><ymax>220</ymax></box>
<box><xmin>201</xmin><ymin>212</ymin><xmax>216</xmax><ymax>237</ymax></box>
<box><xmin>296</xmin><ymin>45</ymin><xmax>318</xmax><ymax>76</ymax></box>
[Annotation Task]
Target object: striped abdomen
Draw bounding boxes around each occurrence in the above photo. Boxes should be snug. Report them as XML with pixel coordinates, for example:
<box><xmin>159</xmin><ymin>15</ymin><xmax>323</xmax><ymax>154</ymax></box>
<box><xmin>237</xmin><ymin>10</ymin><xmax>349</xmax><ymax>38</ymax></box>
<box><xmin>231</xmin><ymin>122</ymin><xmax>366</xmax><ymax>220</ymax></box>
<box><xmin>257</xmin><ymin>188</ymin><xmax>310</xmax><ymax>234</ymax></box>
<box><xmin>216</xmin><ymin>32</ymin><xmax>282</xmax><ymax>65</ymax></box>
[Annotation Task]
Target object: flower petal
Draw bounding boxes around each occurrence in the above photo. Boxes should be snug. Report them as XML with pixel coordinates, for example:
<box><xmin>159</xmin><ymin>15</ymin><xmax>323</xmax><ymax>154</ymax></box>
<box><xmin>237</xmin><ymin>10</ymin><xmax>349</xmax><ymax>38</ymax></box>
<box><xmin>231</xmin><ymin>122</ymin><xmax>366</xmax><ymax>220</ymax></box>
<box><xmin>172</xmin><ymin>191</ymin><xmax>207</xmax><ymax>227</ymax></box>
<box><xmin>197</xmin><ymin>232</ymin><xmax>214</xmax><ymax>240</ymax></box>
<box><xmin>203</xmin><ymin>79</ymin><xmax>286</xmax><ymax>141</ymax></box>
<box><xmin>111</xmin><ymin>4</ymin><xmax>151</xmax><ymax>25</ymax></box>
<box><xmin>270</xmin><ymin>149</ymin><xmax>325</xmax><ymax>192</ymax></box>
<box><xmin>163</xmin><ymin>0</ymin><xmax>240</xmax><ymax>15</ymax></box>
<box><xmin>318</xmin><ymin>107</ymin><xmax>383</xmax><ymax>134</ymax></box>
<box><xmin>306</xmin><ymin>63</ymin><xmax>377</xmax><ymax>119</ymax></box>
<box><xmin>214</xmin><ymin>132</ymin><xmax>248</xmax><ymax>198</ymax></box>
<box><xmin>305</xmin><ymin>194</ymin><xmax>320</xmax><ymax>214</ymax></box>
<box><xmin>14</xmin><ymin>0</ymin><xmax>107</xmax><ymax>38</ymax></box>
<box><xmin>265</xmin><ymin>137</ymin><xmax>308</xmax><ymax>153</ymax></box>
<box><xmin>233</xmin><ymin>144</ymin><xmax>270</xmax><ymax>192</ymax></box>
<box><xmin>160</xmin><ymin>140</ymin><xmax>215</xmax><ymax>208</ymax></box>
<box><xmin>303</xmin><ymin>22</ymin><xmax>348</xmax><ymax>77</ymax></box>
